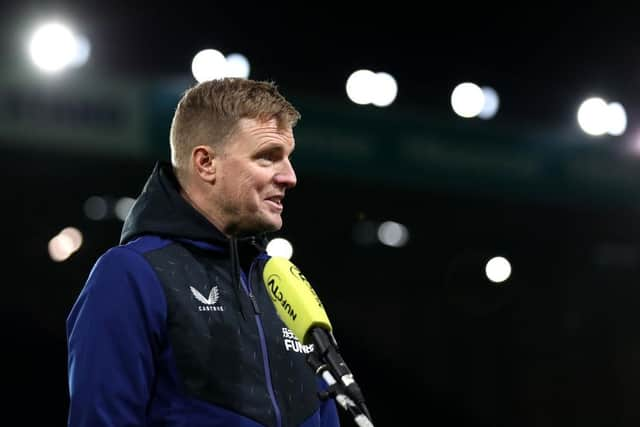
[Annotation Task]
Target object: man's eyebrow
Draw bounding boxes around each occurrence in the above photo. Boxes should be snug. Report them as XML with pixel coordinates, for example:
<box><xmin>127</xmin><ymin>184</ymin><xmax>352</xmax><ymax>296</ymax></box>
<box><xmin>255</xmin><ymin>141</ymin><xmax>295</xmax><ymax>153</ymax></box>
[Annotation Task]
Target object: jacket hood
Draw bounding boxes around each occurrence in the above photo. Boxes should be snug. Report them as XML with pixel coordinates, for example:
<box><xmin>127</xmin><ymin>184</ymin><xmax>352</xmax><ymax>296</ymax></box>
<box><xmin>120</xmin><ymin>161</ymin><xmax>230</xmax><ymax>246</ymax></box>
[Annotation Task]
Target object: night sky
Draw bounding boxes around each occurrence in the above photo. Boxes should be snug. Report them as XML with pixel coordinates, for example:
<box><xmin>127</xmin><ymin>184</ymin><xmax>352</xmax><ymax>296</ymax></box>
<box><xmin>3</xmin><ymin>1</ymin><xmax>640</xmax><ymax>127</ymax></box>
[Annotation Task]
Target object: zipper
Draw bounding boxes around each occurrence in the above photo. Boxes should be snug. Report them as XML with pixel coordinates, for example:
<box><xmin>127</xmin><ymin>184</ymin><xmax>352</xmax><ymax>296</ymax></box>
<box><xmin>229</xmin><ymin>237</ymin><xmax>247</xmax><ymax>319</ymax></box>
<box><xmin>241</xmin><ymin>260</ymin><xmax>282</xmax><ymax>427</ymax></box>
<box><xmin>247</xmin><ymin>289</ymin><xmax>261</xmax><ymax>314</ymax></box>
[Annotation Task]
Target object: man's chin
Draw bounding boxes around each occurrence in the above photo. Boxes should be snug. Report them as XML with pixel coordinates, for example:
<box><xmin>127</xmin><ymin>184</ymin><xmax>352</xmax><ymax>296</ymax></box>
<box><xmin>245</xmin><ymin>215</ymin><xmax>282</xmax><ymax>234</ymax></box>
<box><xmin>265</xmin><ymin>218</ymin><xmax>283</xmax><ymax>232</ymax></box>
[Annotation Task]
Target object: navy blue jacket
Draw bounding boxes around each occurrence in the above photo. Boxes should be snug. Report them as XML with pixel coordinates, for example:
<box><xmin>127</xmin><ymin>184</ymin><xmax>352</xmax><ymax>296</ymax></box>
<box><xmin>66</xmin><ymin>161</ymin><xmax>339</xmax><ymax>427</ymax></box>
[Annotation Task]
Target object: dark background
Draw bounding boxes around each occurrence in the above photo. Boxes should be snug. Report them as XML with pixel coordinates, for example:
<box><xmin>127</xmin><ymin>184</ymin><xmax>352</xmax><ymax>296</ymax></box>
<box><xmin>3</xmin><ymin>1</ymin><xmax>640</xmax><ymax>426</ymax></box>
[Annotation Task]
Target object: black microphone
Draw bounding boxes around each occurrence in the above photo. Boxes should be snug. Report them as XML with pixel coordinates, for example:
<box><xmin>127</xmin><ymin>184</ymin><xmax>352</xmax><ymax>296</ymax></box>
<box><xmin>309</xmin><ymin>329</ymin><xmax>369</xmax><ymax>413</ymax></box>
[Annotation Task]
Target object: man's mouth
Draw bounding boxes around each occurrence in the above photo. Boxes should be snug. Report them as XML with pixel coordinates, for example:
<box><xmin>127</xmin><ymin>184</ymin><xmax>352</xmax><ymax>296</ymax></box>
<box><xmin>265</xmin><ymin>195</ymin><xmax>283</xmax><ymax>209</ymax></box>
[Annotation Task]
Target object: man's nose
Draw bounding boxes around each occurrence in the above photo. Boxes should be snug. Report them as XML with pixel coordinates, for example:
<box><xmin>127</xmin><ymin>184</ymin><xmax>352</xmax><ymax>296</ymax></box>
<box><xmin>275</xmin><ymin>159</ymin><xmax>297</xmax><ymax>189</ymax></box>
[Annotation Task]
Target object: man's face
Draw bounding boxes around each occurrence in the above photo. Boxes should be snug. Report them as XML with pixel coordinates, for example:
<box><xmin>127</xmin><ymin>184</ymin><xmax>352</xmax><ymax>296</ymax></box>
<box><xmin>213</xmin><ymin>117</ymin><xmax>297</xmax><ymax>235</ymax></box>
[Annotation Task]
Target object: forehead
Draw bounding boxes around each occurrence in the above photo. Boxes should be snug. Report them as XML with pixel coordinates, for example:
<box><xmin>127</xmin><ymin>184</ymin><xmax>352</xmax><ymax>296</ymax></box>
<box><xmin>233</xmin><ymin>117</ymin><xmax>294</xmax><ymax>142</ymax></box>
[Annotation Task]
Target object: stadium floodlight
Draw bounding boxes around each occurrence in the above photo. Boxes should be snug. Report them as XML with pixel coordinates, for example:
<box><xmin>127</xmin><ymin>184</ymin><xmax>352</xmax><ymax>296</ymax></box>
<box><xmin>29</xmin><ymin>21</ymin><xmax>90</xmax><ymax>73</ymax></box>
<box><xmin>346</xmin><ymin>69</ymin><xmax>398</xmax><ymax>107</ymax></box>
<box><xmin>191</xmin><ymin>49</ymin><xmax>227</xmax><ymax>82</ymax></box>
<box><xmin>478</xmin><ymin>86</ymin><xmax>500</xmax><ymax>119</ymax></box>
<box><xmin>577</xmin><ymin>97</ymin><xmax>609</xmax><ymax>136</ymax></box>
<box><xmin>225</xmin><ymin>53</ymin><xmax>250</xmax><ymax>78</ymax></box>
<box><xmin>451</xmin><ymin>82</ymin><xmax>484</xmax><ymax>118</ymax></box>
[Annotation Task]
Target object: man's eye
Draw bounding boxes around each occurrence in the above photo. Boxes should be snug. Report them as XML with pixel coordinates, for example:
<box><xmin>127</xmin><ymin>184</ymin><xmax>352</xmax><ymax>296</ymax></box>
<box><xmin>256</xmin><ymin>155</ymin><xmax>274</xmax><ymax>164</ymax></box>
<box><xmin>258</xmin><ymin>152</ymin><xmax>278</xmax><ymax>161</ymax></box>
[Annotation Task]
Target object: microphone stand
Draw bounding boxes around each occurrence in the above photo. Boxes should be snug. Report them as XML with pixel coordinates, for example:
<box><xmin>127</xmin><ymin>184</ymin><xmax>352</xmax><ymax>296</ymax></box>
<box><xmin>306</xmin><ymin>329</ymin><xmax>374</xmax><ymax>427</ymax></box>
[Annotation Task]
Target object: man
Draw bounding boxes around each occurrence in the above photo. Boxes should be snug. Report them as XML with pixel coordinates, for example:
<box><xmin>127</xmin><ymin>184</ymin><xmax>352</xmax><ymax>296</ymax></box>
<box><xmin>66</xmin><ymin>78</ymin><xmax>340</xmax><ymax>427</ymax></box>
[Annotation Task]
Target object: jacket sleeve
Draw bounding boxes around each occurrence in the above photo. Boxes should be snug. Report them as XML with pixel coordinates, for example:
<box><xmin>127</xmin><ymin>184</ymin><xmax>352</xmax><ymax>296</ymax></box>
<box><xmin>320</xmin><ymin>396</ymin><xmax>340</xmax><ymax>427</ymax></box>
<box><xmin>315</xmin><ymin>376</ymin><xmax>340</xmax><ymax>427</ymax></box>
<box><xmin>66</xmin><ymin>246</ymin><xmax>167</xmax><ymax>426</ymax></box>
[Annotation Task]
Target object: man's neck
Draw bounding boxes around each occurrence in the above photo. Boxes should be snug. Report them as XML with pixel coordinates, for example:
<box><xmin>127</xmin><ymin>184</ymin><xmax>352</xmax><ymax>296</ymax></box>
<box><xmin>179</xmin><ymin>183</ymin><xmax>231</xmax><ymax>238</ymax></box>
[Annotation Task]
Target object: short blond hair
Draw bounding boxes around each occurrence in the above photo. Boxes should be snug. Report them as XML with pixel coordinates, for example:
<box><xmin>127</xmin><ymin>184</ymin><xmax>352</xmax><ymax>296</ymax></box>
<box><xmin>169</xmin><ymin>78</ymin><xmax>301</xmax><ymax>180</ymax></box>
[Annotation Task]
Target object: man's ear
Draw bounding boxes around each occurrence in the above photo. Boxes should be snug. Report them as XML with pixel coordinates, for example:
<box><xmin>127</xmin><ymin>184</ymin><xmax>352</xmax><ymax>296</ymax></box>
<box><xmin>192</xmin><ymin>145</ymin><xmax>216</xmax><ymax>183</ymax></box>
